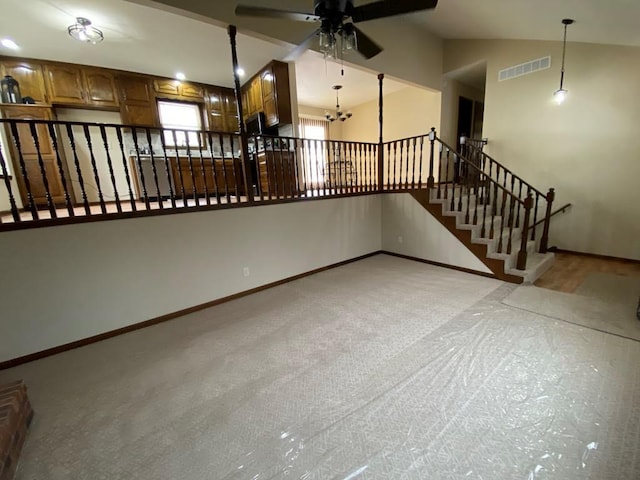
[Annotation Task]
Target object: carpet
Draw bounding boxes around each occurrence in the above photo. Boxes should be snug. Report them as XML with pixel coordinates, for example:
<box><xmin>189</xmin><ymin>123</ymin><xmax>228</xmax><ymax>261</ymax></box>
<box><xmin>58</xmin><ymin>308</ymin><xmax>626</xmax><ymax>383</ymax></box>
<box><xmin>503</xmin><ymin>272</ymin><xmax>640</xmax><ymax>341</ymax></box>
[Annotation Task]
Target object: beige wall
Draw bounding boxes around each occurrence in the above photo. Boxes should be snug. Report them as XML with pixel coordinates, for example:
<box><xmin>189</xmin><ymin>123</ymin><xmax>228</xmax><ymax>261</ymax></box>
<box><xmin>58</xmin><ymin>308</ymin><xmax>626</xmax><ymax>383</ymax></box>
<box><xmin>0</xmin><ymin>195</ymin><xmax>382</xmax><ymax>362</ymax></box>
<box><xmin>381</xmin><ymin>193</ymin><xmax>492</xmax><ymax>274</ymax></box>
<box><xmin>444</xmin><ymin>39</ymin><xmax>640</xmax><ymax>260</ymax></box>
<box><xmin>341</xmin><ymin>86</ymin><xmax>441</xmax><ymax>143</ymax></box>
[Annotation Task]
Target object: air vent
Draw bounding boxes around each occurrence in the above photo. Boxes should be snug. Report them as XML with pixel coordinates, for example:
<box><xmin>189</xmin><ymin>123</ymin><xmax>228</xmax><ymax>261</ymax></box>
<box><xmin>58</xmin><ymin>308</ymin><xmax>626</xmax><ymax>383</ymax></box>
<box><xmin>498</xmin><ymin>56</ymin><xmax>551</xmax><ymax>82</ymax></box>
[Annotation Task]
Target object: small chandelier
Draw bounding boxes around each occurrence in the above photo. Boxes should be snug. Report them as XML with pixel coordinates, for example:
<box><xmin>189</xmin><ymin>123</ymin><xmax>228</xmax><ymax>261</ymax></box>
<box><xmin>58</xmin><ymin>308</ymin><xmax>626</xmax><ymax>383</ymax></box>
<box><xmin>68</xmin><ymin>17</ymin><xmax>104</xmax><ymax>44</ymax></box>
<box><xmin>319</xmin><ymin>23</ymin><xmax>357</xmax><ymax>60</ymax></box>
<box><xmin>553</xmin><ymin>18</ymin><xmax>574</xmax><ymax>105</ymax></box>
<box><xmin>325</xmin><ymin>85</ymin><xmax>352</xmax><ymax>122</ymax></box>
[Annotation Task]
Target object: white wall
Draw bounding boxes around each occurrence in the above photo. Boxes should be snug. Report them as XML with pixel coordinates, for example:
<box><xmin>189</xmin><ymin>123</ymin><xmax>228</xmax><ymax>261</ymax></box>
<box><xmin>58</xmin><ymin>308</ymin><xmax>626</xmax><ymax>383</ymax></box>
<box><xmin>0</xmin><ymin>195</ymin><xmax>382</xmax><ymax>362</ymax></box>
<box><xmin>381</xmin><ymin>193</ymin><xmax>492</xmax><ymax>274</ymax></box>
<box><xmin>443</xmin><ymin>39</ymin><xmax>640</xmax><ymax>260</ymax></box>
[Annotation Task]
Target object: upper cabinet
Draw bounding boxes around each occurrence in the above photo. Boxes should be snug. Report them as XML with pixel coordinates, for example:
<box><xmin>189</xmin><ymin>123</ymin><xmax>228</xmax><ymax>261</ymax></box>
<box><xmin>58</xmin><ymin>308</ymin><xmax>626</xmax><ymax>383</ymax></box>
<box><xmin>118</xmin><ymin>74</ymin><xmax>159</xmax><ymax>127</ymax></box>
<box><xmin>0</xmin><ymin>60</ymin><xmax>48</xmax><ymax>104</ymax></box>
<box><xmin>154</xmin><ymin>78</ymin><xmax>204</xmax><ymax>102</ymax></box>
<box><xmin>83</xmin><ymin>69</ymin><xmax>119</xmax><ymax>108</ymax></box>
<box><xmin>241</xmin><ymin>60</ymin><xmax>292</xmax><ymax>128</ymax></box>
<box><xmin>44</xmin><ymin>64</ymin><xmax>85</xmax><ymax>105</ymax></box>
<box><xmin>205</xmin><ymin>87</ymin><xmax>238</xmax><ymax>133</ymax></box>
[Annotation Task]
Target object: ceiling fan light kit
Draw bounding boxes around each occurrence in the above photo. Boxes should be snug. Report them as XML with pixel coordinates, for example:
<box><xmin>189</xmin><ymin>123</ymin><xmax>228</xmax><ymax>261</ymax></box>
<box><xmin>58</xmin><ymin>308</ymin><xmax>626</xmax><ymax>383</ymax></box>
<box><xmin>554</xmin><ymin>18</ymin><xmax>574</xmax><ymax>105</ymax></box>
<box><xmin>235</xmin><ymin>0</ymin><xmax>438</xmax><ymax>60</ymax></box>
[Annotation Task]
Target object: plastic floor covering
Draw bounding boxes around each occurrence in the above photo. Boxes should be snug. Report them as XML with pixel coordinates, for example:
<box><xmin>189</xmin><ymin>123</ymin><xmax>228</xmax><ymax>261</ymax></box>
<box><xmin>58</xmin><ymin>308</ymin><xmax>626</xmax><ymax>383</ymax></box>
<box><xmin>1</xmin><ymin>254</ymin><xmax>640</xmax><ymax>479</ymax></box>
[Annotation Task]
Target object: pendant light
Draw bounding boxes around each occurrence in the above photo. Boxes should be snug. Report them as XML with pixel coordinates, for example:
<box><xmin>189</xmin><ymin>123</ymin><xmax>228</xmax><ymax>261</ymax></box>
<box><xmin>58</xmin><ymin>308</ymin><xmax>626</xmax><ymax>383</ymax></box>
<box><xmin>554</xmin><ymin>18</ymin><xmax>574</xmax><ymax>105</ymax></box>
<box><xmin>325</xmin><ymin>85</ymin><xmax>352</xmax><ymax>122</ymax></box>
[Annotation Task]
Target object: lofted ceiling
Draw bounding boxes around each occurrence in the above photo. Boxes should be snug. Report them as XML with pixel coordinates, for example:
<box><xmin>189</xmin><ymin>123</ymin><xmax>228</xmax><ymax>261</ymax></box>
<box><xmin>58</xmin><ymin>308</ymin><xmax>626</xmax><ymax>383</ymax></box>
<box><xmin>0</xmin><ymin>0</ymin><xmax>638</xmax><ymax>111</ymax></box>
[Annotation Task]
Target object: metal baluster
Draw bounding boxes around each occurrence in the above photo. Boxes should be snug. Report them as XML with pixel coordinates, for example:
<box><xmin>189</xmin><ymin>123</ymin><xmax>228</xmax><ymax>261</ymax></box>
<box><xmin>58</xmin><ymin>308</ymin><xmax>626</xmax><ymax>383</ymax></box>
<box><xmin>64</xmin><ymin>124</ymin><xmax>90</xmax><ymax>216</ymax></box>
<box><xmin>314</xmin><ymin>139</ymin><xmax>322</xmax><ymax>197</ymax></box>
<box><xmin>472</xmin><ymin>169</ymin><xmax>480</xmax><ymax>225</ymax></box>
<box><xmin>47</xmin><ymin>124</ymin><xmax>74</xmax><ymax>217</ymax></box>
<box><xmin>98</xmin><ymin>125</ymin><xmax>122</xmax><ymax>213</ymax></box>
<box><xmin>114</xmin><ymin>127</ymin><xmax>137</xmax><ymax>212</ymax></box>
<box><xmin>221</xmin><ymin>134</ymin><xmax>233</xmax><ymax>202</ymax></box>
<box><xmin>480</xmin><ymin>174</ymin><xmax>489</xmax><ymax>237</ymax></box>
<box><xmin>0</xmin><ymin>142</ymin><xmax>20</xmax><ymax>222</ymax></box>
<box><xmin>142</xmin><ymin>128</ymin><xmax>162</xmax><ymax>208</ymax></box>
<box><xmin>465</xmin><ymin>163</ymin><xmax>472</xmax><ymax>223</ymax></box>
<box><xmin>294</xmin><ymin>138</ymin><xmax>305</xmax><ymax>197</ymax></box>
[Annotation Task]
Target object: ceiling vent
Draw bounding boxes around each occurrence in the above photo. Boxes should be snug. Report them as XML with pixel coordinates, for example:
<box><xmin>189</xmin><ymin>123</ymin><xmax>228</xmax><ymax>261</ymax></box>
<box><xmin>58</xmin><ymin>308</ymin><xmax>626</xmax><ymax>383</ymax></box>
<box><xmin>498</xmin><ymin>56</ymin><xmax>551</xmax><ymax>82</ymax></box>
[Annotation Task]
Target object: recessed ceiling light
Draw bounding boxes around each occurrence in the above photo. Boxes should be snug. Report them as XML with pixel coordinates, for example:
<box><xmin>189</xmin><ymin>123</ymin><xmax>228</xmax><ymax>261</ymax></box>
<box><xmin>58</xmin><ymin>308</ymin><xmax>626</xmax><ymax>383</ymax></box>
<box><xmin>175</xmin><ymin>72</ymin><xmax>186</xmax><ymax>81</ymax></box>
<box><xmin>236</xmin><ymin>67</ymin><xmax>245</xmax><ymax>77</ymax></box>
<box><xmin>1</xmin><ymin>39</ymin><xmax>19</xmax><ymax>50</ymax></box>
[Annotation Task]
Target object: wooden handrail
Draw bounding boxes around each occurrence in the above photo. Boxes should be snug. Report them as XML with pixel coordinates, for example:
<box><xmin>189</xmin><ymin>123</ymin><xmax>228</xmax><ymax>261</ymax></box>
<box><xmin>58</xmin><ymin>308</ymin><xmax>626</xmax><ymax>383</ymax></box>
<box><xmin>435</xmin><ymin>136</ymin><xmax>525</xmax><ymax>206</ymax></box>
<box><xmin>533</xmin><ymin>203</ymin><xmax>572</xmax><ymax>228</ymax></box>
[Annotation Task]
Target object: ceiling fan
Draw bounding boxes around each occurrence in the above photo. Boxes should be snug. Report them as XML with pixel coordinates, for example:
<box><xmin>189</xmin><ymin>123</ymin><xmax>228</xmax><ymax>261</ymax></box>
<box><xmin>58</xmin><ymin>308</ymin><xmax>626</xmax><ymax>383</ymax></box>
<box><xmin>235</xmin><ymin>0</ymin><xmax>438</xmax><ymax>60</ymax></box>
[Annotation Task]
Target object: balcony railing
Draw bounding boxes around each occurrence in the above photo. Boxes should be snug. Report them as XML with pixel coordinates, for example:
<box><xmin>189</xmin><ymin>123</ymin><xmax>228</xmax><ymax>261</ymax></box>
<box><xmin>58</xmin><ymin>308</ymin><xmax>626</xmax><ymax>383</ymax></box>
<box><xmin>0</xmin><ymin>119</ymin><xmax>380</xmax><ymax>229</ymax></box>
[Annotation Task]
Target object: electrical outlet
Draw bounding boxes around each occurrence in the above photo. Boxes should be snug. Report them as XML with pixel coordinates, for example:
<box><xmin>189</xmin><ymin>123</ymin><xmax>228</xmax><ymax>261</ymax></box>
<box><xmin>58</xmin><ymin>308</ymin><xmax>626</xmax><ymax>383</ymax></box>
<box><xmin>397</xmin><ymin>236</ymin><xmax>404</xmax><ymax>244</ymax></box>
<box><xmin>242</xmin><ymin>267</ymin><xmax>250</xmax><ymax>277</ymax></box>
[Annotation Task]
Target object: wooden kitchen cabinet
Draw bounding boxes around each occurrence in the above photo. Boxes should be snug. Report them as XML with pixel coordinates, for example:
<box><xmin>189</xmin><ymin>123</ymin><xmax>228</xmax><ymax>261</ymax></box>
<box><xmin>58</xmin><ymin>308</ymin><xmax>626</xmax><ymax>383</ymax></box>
<box><xmin>118</xmin><ymin>74</ymin><xmax>159</xmax><ymax>127</ymax></box>
<box><xmin>205</xmin><ymin>87</ymin><xmax>238</xmax><ymax>133</ymax></box>
<box><xmin>44</xmin><ymin>64</ymin><xmax>85</xmax><ymax>105</ymax></box>
<box><xmin>154</xmin><ymin>78</ymin><xmax>204</xmax><ymax>102</ymax></box>
<box><xmin>240</xmin><ymin>60</ymin><xmax>292</xmax><ymax>128</ymax></box>
<box><xmin>0</xmin><ymin>105</ymin><xmax>67</xmax><ymax>207</ymax></box>
<box><xmin>0</xmin><ymin>59</ymin><xmax>48</xmax><ymax>103</ymax></box>
<box><xmin>257</xmin><ymin>149</ymin><xmax>298</xmax><ymax>198</ymax></box>
<box><xmin>83</xmin><ymin>69</ymin><xmax>119</xmax><ymax>107</ymax></box>
<box><xmin>170</xmin><ymin>156</ymin><xmax>244</xmax><ymax>197</ymax></box>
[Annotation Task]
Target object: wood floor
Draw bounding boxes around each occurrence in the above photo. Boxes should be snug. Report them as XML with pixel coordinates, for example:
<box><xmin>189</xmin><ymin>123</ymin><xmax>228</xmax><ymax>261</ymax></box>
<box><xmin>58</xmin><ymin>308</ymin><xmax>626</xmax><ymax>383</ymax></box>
<box><xmin>534</xmin><ymin>251</ymin><xmax>640</xmax><ymax>293</ymax></box>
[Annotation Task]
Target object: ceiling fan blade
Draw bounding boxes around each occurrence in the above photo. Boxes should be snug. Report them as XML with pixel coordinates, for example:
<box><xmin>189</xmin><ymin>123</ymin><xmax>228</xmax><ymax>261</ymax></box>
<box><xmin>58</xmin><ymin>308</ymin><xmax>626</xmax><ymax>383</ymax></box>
<box><xmin>351</xmin><ymin>0</ymin><xmax>438</xmax><ymax>23</ymax></box>
<box><xmin>235</xmin><ymin>5</ymin><xmax>320</xmax><ymax>22</ymax></box>
<box><xmin>352</xmin><ymin>25</ymin><xmax>383</xmax><ymax>59</ymax></box>
<box><xmin>283</xmin><ymin>28</ymin><xmax>321</xmax><ymax>62</ymax></box>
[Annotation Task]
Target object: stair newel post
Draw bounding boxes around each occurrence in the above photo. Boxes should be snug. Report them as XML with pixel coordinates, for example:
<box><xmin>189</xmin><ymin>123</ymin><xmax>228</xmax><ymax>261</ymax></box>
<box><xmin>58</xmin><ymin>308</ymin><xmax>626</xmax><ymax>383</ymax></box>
<box><xmin>427</xmin><ymin>127</ymin><xmax>436</xmax><ymax>188</ymax></box>
<box><xmin>539</xmin><ymin>187</ymin><xmax>555</xmax><ymax>253</ymax></box>
<box><xmin>517</xmin><ymin>192</ymin><xmax>534</xmax><ymax>270</ymax></box>
<box><xmin>228</xmin><ymin>25</ymin><xmax>254</xmax><ymax>203</ymax></box>
<box><xmin>377</xmin><ymin>73</ymin><xmax>384</xmax><ymax>191</ymax></box>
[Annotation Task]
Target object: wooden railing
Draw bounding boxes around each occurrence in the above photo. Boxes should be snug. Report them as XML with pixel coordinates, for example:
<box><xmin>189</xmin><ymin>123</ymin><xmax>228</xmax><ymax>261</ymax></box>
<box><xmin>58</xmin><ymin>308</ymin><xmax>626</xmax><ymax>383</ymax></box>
<box><xmin>458</xmin><ymin>136</ymin><xmax>555</xmax><ymax>253</ymax></box>
<box><xmin>0</xmin><ymin>119</ymin><xmax>379</xmax><ymax>229</ymax></box>
<box><xmin>0</xmin><ymin>119</ymin><xmax>556</xmax><ymax>270</ymax></box>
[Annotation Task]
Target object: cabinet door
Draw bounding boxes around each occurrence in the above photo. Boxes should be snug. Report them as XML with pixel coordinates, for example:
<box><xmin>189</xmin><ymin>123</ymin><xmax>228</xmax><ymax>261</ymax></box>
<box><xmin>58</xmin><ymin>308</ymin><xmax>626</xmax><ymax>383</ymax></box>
<box><xmin>118</xmin><ymin>75</ymin><xmax>159</xmax><ymax>127</ymax></box>
<box><xmin>222</xmin><ymin>91</ymin><xmax>239</xmax><ymax>133</ymax></box>
<box><xmin>44</xmin><ymin>64</ymin><xmax>86</xmax><ymax>105</ymax></box>
<box><xmin>84</xmin><ymin>69</ymin><xmax>119</xmax><ymax>107</ymax></box>
<box><xmin>261</xmin><ymin>68</ymin><xmax>278</xmax><ymax>126</ymax></box>
<box><xmin>250</xmin><ymin>77</ymin><xmax>262</xmax><ymax>115</ymax></box>
<box><xmin>180</xmin><ymin>82</ymin><xmax>204</xmax><ymax>100</ymax></box>
<box><xmin>1</xmin><ymin>106</ymin><xmax>66</xmax><ymax>206</ymax></box>
<box><xmin>0</xmin><ymin>60</ymin><xmax>47</xmax><ymax>103</ymax></box>
<box><xmin>154</xmin><ymin>78</ymin><xmax>181</xmax><ymax>97</ymax></box>
<box><xmin>205</xmin><ymin>89</ymin><xmax>225</xmax><ymax>132</ymax></box>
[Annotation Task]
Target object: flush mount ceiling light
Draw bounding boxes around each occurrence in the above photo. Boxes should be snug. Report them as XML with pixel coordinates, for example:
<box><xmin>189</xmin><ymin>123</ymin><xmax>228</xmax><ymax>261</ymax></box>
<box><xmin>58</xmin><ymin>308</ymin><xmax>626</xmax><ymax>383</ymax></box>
<box><xmin>325</xmin><ymin>85</ymin><xmax>352</xmax><ymax>122</ymax></box>
<box><xmin>68</xmin><ymin>17</ymin><xmax>104</xmax><ymax>44</ymax></box>
<box><xmin>1</xmin><ymin>39</ymin><xmax>19</xmax><ymax>50</ymax></box>
<box><xmin>554</xmin><ymin>18</ymin><xmax>574</xmax><ymax>105</ymax></box>
<box><xmin>175</xmin><ymin>72</ymin><xmax>186</xmax><ymax>81</ymax></box>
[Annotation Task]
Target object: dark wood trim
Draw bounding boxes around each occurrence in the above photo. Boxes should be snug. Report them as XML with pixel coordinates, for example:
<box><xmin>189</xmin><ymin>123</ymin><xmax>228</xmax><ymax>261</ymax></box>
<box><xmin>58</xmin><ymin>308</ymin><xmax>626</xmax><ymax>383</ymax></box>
<box><xmin>0</xmin><ymin>191</ymin><xmax>381</xmax><ymax>233</ymax></box>
<box><xmin>0</xmin><ymin>251</ymin><xmax>382</xmax><ymax>370</ymax></box>
<box><xmin>381</xmin><ymin>251</ymin><xmax>498</xmax><ymax>280</ymax></box>
<box><xmin>410</xmin><ymin>190</ymin><xmax>524</xmax><ymax>284</ymax></box>
<box><xmin>548</xmin><ymin>247</ymin><xmax>640</xmax><ymax>265</ymax></box>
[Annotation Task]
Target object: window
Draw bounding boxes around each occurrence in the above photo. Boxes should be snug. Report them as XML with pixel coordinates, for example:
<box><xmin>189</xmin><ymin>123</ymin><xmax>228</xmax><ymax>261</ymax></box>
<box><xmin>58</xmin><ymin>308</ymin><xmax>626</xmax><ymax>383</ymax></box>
<box><xmin>157</xmin><ymin>101</ymin><xmax>202</xmax><ymax>147</ymax></box>
<box><xmin>299</xmin><ymin>116</ymin><xmax>330</xmax><ymax>187</ymax></box>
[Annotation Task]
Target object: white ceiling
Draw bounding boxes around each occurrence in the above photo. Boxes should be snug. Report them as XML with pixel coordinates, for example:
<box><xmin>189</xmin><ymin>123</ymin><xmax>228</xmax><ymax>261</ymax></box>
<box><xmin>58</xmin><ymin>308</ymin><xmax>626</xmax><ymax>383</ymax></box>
<box><xmin>407</xmin><ymin>0</ymin><xmax>640</xmax><ymax>47</ymax></box>
<box><xmin>0</xmin><ymin>0</ymin><xmax>415</xmax><ymax>110</ymax></box>
<box><xmin>1</xmin><ymin>0</ymin><xmax>639</xmax><ymax>111</ymax></box>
